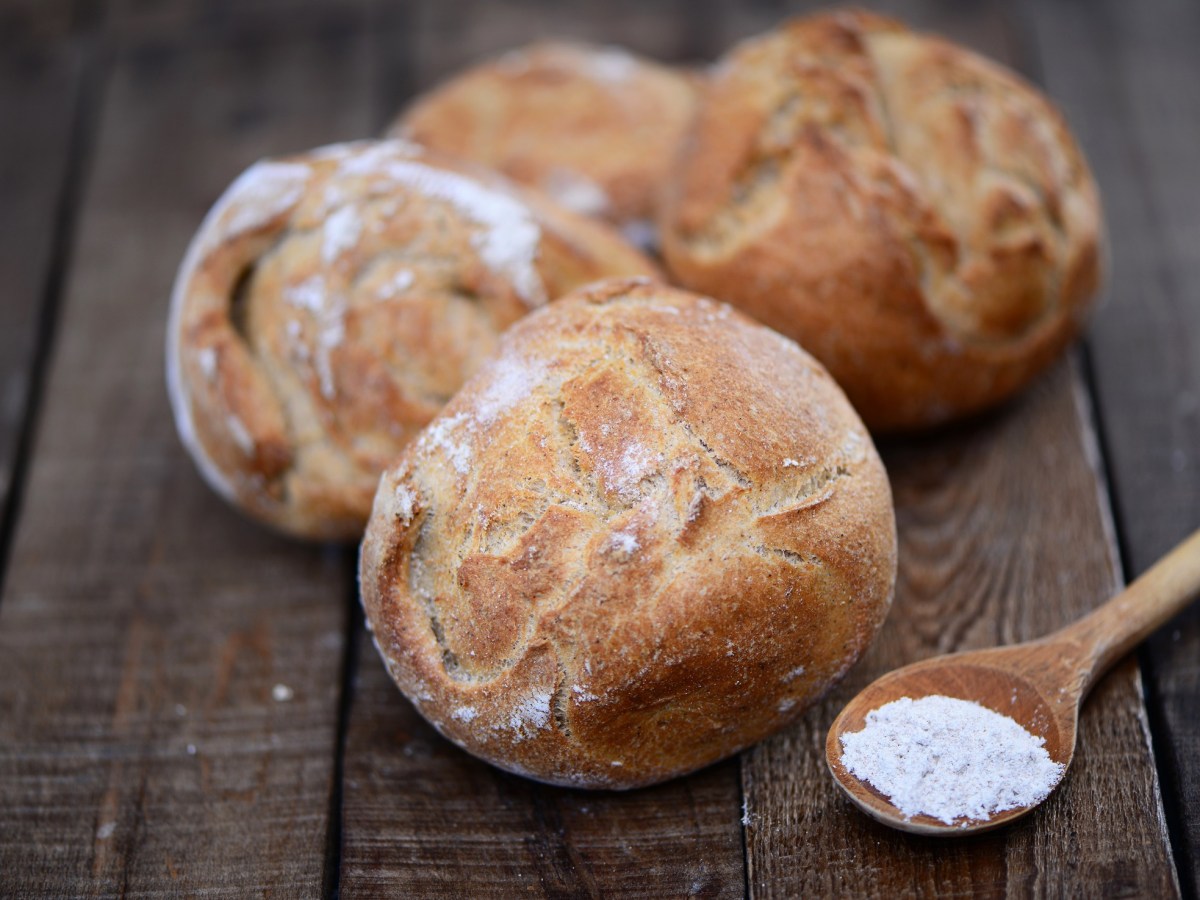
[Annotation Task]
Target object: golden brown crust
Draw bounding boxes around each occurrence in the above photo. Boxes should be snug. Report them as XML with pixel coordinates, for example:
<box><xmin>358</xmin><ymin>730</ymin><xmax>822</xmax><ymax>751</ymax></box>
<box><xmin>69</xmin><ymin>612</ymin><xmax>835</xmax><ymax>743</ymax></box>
<box><xmin>359</xmin><ymin>278</ymin><xmax>897</xmax><ymax>788</ymax></box>
<box><xmin>389</xmin><ymin>41</ymin><xmax>698</xmax><ymax>237</ymax></box>
<box><xmin>167</xmin><ymin>140</ymin><xmax>659</xmax><ymax>540</ymax></box>
<box><xmin>660</xmin><ymin>11</ymin><xmax>1104</xmax><ymax>431</ymax></box>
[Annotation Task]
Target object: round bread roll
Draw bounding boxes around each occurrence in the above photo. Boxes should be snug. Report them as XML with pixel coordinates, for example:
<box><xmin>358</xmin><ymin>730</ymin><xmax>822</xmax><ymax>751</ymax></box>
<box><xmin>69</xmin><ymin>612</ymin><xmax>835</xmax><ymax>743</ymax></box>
<box><xmin>389</xmin><ymin>41</ymin><xmax>697</xmax><ymax>244</ymax></box>
<box><xmin>167</xmin><ymin>140</ymin><xmax>658</xmax><ymax>540</ymax></box>
<box><xmin>360</xmin><ymin>277</ymin><xmax>897</xmax><ymax>789</ymax></box>
<box><xmin>660</xmin><ymin>11</ymin><xmax>1103</xmax><ymax>431</ymax></box>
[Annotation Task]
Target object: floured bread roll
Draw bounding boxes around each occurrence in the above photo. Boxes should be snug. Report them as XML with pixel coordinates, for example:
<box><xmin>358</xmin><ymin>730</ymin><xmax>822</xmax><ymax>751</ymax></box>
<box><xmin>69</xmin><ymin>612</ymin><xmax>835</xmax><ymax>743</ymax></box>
<box><xmin>167</xmin><ymin>140</ymin><xmax>658</xmax><ymax>540</ymax></box>
<box><xmin>660</xmin><ymin>11</ymin><xmax>1103</xmax><ymax>431</ymax></box>
<box><xmin>389</xmin><ymin>41</ymin><xmax>698</xmax><ymax>245</ymax></box>
<box><xmin>360</xmin><ymin>278</ymin><xmax>897</xmax><ymax>789</ymax></box>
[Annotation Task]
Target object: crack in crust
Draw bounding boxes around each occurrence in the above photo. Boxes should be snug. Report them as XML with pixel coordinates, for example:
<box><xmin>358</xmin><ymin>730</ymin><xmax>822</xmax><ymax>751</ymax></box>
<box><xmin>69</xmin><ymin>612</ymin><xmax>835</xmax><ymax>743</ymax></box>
<box><xmin>361</xmin><ymin>282</ymin><xmax>897</xmax><ymax>787</ymax></box>
<box><xmin>682</xmin><ymin>424</ymin><xmax>753</xmax><ymax>490</ymax></box>
<box><xmin>661</xmin><ymin>12</ymin><xmax>1102</xmax><ymax>432</ymax></box>
<box><xmin>389</xmin><ymin>40</ymin><xmax>699</xmax><ymax>228</ymax></box>
<box><xmin>751</xmin><ymin>544</ymin><xmax>825</xmax><ymax>568</ymax></box>
<box><xmin>406</xmin><ymin>293</ymin><xmax>870</xmax><ymax>690</ymax></box>
<box><xmin>755</xmin><ymin>464</ymin><xmax>850</xmax><ymax>518</ymax></box>
<box><xmin>551</xmin><ymin>658</ymin><xmax>573</xmax><ymax>738</ymax></box>
<box><xmin>679</xmin><ymin>19</ymin><xmax>1085</xmax><ymax>350</ymax></box>
<box><xmin>407</xmin><ymin>508</ymin><xmax>473</xmax><ymax>683</ymax></box>
<box><xmin>168</xmin><ymin>140</ymin><xmax>658</xmax><ymax>539</ymax></box>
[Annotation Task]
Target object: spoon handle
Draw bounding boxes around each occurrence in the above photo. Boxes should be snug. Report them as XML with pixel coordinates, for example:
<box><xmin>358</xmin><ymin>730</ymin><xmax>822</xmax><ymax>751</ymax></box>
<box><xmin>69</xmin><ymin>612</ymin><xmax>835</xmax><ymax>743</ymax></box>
<box><xmin>1056</xmin><ymin>527</ymin><xmax>1200</xmax><ymax>692</ymax></box>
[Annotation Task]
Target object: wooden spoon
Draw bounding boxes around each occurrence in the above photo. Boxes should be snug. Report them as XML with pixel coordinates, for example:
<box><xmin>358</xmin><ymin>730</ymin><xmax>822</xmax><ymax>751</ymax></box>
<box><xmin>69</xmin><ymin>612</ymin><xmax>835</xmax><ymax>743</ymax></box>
<box><xmin>827</xmin><ymin>527</ymin><xmax>1200</xmax><ymax>836</ymax></box>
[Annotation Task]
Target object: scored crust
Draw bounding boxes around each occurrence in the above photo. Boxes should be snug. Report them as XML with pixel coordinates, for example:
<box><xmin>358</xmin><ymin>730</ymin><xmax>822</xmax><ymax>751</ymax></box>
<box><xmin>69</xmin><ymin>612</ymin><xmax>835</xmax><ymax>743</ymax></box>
<box><xmin>166</xmin><ymin>140</ymin><xmax>659</xmax><ymax>540</ymax></box>
<box><xmin>360</xmin><ymin>278</ymin><xmax>897</xmax><ymax>789</ymax></box>
<box><xmin>660</xmin><ymin>10</ymin><xmax>1104</xmax><ymax>431</ymax></box>
<box><xmin>389</xmin><ymin>41</ymin><xmax>698</xmax><ymax>241</ymax></box>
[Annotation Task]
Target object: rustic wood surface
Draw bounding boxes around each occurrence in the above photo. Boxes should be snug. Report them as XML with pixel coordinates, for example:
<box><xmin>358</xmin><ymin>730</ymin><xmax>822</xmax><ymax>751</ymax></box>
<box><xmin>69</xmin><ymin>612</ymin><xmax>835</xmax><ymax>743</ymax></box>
<box><xmin>0</xmin><ymin>0</ymin><xmax>76</xmax><ymax>45</ymax></box>
<box><xmin>0</xmin><ymin>19</ymin><xmax>373</xmax><ymax>897</ymax></box>
<box><xmin>0</xmin><ymin>39</ymin><xmax>81</xmax><ymax>568</ymax></box>
<box><xmin>0</xmin><ymin>0</ymin><xmax>1195</xmax><ymax>897</ymax></box>
<box><xmin>1020</xmin><ymin>1</ymin><xmax>1200</xmax><ymax>893</ymax></box>
<box><xmin>340</xmin><ymin>628</ymin><xmax>746</xmax><ymax>898</ymax></box>
<box><xmin>746</xmin><ymin>360</ymin><xmax>1175</xmax><ymax>897</ymax></box>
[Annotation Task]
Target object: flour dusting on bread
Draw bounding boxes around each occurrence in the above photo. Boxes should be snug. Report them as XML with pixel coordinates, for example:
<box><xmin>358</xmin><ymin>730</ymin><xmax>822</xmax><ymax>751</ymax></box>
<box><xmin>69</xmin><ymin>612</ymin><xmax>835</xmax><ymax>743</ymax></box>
<box><xmin>376</xmin><ymin>268</ymin><xmax>414</xmax><ymax>299</ymax></box>
<box><xmin>422</xmin><ymin>412</ymin><xmax>474</xmax><ymax>476</ymax></box>
<box><xmin>543</xmin><ymin>168</ymin><xmax>611</xmax><ymax>217</ymax></box>
<box><xmin>283</xmin><ymin>275</ymin><xmax>344</xmax><ymax>398</ymax></box>
<box><xmin>506</xmin><ymin>688</ymin><xmax>553</xmax><ymax>739</ymax></box>
<box><xmin>389</xmin><ymin>42</ymin><xmax>698</xmax><ymax>228</ymax></box>
<box><xmin>393</xmin><ymin>483</ymin><xmax>417</xmax><ymax>526</ymax></box>
<box><xmin>321</xmin><ymin>205</ymin><xmax>363</xmax><ymax>264</ymax></box>
<box><xmin>583</xmin><ymin>46</ymin><xmax>639</xmax><ymax>83</ymax></box>
<box><xmin>381</xmin><ymin>159</ymin><xmax>546</xmax><ymax>306</ymax></box>
<box><xmin>213</xmin><ymin>161</ymin><xmax>310</xmax><ymax>248</ymax></box>
<box><xmin>359</xmin><ymin>279</ymin><xmax>897</xmax><ymax>788</ymax></box>
<box><xmin>472</xmin><ymin>354</ymin><xmax>547</xmax><ymax>425</ymax></box>
<box><xmin>167</xmin><ymin>141</ymin><xmax>656</xmax><ymax>539</ymax></box>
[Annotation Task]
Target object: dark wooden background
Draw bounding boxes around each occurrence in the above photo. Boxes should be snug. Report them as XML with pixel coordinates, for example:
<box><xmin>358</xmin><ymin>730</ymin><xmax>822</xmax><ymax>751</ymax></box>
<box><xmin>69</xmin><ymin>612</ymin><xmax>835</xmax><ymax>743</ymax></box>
<box><xmin>0</xmin><ymin>0</ymin><xmax>1196</xmax><ymax>896</ymax></box>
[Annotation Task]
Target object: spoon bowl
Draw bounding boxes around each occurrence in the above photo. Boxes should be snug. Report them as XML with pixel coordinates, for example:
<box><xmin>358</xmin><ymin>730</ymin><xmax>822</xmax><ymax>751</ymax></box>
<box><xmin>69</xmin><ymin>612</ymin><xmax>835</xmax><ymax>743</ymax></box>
<box><xmin>827</xmin><ymin>527</ymin><xmax>1200</xmax><ymax>836</ymax></box>
<box><xmin>826</xmin><ymin>647</ymin><xmax>1078</xmax><ymax>835</ymax></box>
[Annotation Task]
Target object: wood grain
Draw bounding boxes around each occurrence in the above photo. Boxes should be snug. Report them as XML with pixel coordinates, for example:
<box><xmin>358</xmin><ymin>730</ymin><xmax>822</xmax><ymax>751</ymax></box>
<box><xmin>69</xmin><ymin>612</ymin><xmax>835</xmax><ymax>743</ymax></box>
<box><xmin>0</xmin><ymin>0</ymin><xmax>1190</xmax><ymax>896</ymax></box>
<box><xmin>339</xmin><ymin>628</ymin><xmax>745</xmax><ymax>898</ymax></box>
<box><xmin>343</xmin><ymin>3</ymin><xmax>1178</xmax><ymax>897</ymax></box>
<box><xmin>0</xmin><ymin>42</ymin><xmax>81</xmax><ymax>569</ymax></box>
<box><xmin>827</xmin><ymin>525</ymin><xmax>1200</xmax><ymax>836</ymax></box>
<box><xmin>0</xmin><ymin>0</ymin><xmax>76</xmax><ymax>47</ymax></box>
<box><xmin>0</xmin><ymin>26</ymin><xmax>373</xmax><ymax>896</ymax></box>
<box><xmin>406</xmin><ymin>0</ymin><xmax>696</xmax><ymax>94</ymax></box>
<box><xmin>336</xmin><ymin>3</ymin><xmax>747</xmax><ymax>895</ymax></box>
<box><xmin>739</xmin><ymin>1</ymin><xmax>1179</xmax><ymax>895</ymax></box>
<box><xmin>744</xmin><ymin>360</ymin><xmax>1178</xmax><ymax>897</ymax></box>
<box><xmin>97</xmin><ymin>0</ymin><xmax>373</xmax><ymax>44</ymax></box>
<box><xmin>1020</xmin><ymin>0</ymin><xmax>1200</xmax><ymax>892</ymax></box>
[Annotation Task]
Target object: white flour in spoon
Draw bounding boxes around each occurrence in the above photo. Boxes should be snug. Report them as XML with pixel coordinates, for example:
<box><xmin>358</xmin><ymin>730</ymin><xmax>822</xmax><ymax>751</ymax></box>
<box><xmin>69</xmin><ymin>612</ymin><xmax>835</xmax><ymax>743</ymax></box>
<box><xmin>839</xmin><ymin>695</ymin><xmax>1065</xmax><ymax>826</ymax></box>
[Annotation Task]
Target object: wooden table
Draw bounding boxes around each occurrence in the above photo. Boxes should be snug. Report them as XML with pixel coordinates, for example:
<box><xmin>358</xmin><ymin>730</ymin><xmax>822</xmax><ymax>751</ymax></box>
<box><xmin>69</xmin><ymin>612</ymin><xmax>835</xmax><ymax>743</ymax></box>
<box><xmin>1</xmin><ymin>0</ymin><xmax>1196</xmax><ymax>896</ymax></box>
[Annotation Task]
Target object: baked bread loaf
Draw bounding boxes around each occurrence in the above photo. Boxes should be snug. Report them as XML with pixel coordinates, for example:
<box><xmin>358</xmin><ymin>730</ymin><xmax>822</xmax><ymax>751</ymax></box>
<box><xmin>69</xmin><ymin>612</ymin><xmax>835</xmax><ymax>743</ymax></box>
<box><xmin>167</xmin><ymin>140</ymin><xmax>658</xmax><ymax>540</ymax></box>
<box><xmin>389</xmin><ymin>41</ymin><xmax>697</xmax><ymax>245</ymax></box>
<box><xmin>360</xmin><ymin>278</ymin><xmax>896</xmax><ymax>789</ymax></box>
<box><xmin>660</xmin><ymin>11</ymin><xmax>1103</xmax><ymax>431</ymax></box>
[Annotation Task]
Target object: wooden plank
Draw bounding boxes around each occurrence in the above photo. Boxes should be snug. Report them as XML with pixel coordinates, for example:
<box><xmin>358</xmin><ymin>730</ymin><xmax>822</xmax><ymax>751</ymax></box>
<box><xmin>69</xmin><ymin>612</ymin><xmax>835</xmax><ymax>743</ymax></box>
<box><xmin>0</xmin><ymin>23</ymin><xmax>374</xmax><ymax>896</ymax></box>
<box><xmin>0</xmin><ymin>43</ymin><xmax>80</xmax><ymax>568</ymax></box>
<box><xmin>369</xmin><ymin>1</ymin><xmax>420</xmax><ymax>134</ymax></box>
<box><xmin>340</xmin><ymin>627</ymin><xmax>745</xmax><ymax>898</ymax></box>
<box><xmin>1019</xmin><ymin>0</ymin><xmax>1200</xmax><ymax>892</ymax></box>
<box><xmin>0</xmin><ymin>0</ymin><xmax>76</xmax><ymax>47</ymax></box>
<box><xmin>740</xmin><ymin>1</ymin><xmax>1179</xmax><ymax>895</ymax></box>
<box><xmin>744</xmin><ymin>360</ymin><xmax>1177</xmax><ymax>897</ymax></box>
<box><xmin>682</xmin><ymin>0</ymin><xmax>1016</xmax><ymax>61</ymax></box>
<box><xmin>97</xmin><ymin>0</ymin><xmax>373</xmax><ymax>45</ymax></box>
<box><xmin>408</xmin><ymin>0</ymin><xmax>695</xmax><ymax>93</ymax></box>
<box><xmin>336</xmin><ymin>3</ymin><xmax>747</xmax><ymax>895</ymax></box>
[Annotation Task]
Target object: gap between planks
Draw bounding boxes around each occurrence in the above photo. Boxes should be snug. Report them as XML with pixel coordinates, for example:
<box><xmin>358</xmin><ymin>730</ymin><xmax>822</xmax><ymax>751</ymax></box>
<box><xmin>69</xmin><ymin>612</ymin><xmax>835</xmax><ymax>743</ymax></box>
<box><xmin>1017</xmin><ymin>0</ymin><xmax>1200</xmax><ymax>893</ymax></box>
<box><xmin>0</xmin><ymin>36</ymin><xmax>99</xmax><ymax>602</ymax></box>
<box><xmin>737</xmin><ymin>0</ymin><xmax>1179</xmax><ymax>895</ymax></box>
<box><xmin>0</xmin><ymin>22</ymin><xmax>376</xmax><ymax>897</ymax></box>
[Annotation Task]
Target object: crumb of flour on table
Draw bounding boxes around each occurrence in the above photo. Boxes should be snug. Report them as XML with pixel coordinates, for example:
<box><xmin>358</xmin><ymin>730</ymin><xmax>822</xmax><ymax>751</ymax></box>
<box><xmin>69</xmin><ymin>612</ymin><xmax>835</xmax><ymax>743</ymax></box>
<box><xmin>272</xmin><ymin>683</ymin><xmax>294</xmax><ymax>702</ymax></box>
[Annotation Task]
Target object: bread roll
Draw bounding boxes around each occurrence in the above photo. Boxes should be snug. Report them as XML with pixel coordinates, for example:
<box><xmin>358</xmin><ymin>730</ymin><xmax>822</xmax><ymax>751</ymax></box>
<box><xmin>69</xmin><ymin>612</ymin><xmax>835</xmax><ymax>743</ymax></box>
<box><xmin>660</xmin><ymin>11</ymin><xmax>1103</xmax><ymax>431</ymax></box>
<box><xmin>389</xmin><ymin>41</ymin><xmax>697</xmax><ymax>244</ymax></box>
<box><xmin>360</xmin><ymin>277</ymin><xmax>896</xmax><ymax>789</ymax></box>
<box><xmin>167</xmin><ymin>140</ymin><xmax>658</xmax><ymax>540</ymax></box>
